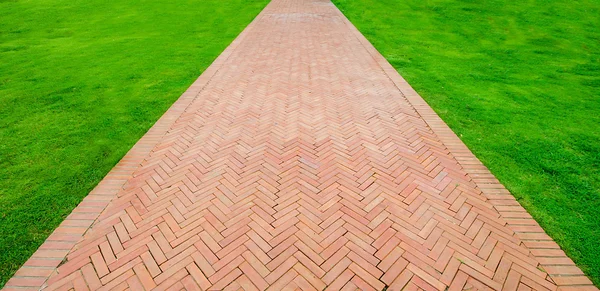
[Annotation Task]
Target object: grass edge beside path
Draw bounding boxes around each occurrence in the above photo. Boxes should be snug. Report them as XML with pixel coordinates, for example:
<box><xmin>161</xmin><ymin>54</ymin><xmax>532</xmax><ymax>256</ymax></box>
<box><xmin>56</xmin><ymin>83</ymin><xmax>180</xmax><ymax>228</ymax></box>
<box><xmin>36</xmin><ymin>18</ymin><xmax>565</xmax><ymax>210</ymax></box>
<box><xmin>332</xmin><ymin>0</ymin><xmax>600</xmax><ymax>286</ymax></box>
<box><xmin>0</xmin><ymin>0</ymin><xmax>269</xmax><ymax>287</ymax></box>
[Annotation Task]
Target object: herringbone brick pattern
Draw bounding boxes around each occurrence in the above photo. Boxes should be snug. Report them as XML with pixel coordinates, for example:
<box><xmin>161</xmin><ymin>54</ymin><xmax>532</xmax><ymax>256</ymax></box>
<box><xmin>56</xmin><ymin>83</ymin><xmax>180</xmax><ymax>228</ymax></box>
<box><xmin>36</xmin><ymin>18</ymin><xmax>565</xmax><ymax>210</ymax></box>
<box><xmin>4</xmin><ymin>0</ymin><xmax>596</xmax><ymax>290</ymax></box>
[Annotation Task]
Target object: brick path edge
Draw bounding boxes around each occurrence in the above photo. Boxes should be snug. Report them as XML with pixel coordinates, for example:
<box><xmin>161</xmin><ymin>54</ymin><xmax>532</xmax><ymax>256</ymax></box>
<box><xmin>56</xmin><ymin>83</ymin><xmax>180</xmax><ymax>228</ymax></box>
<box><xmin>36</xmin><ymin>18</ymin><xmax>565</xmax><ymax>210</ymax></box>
<box><xmin>338</xmin><ymin>5</ymin><xmax>596</xmax><ymax>290</ymax></box>
<box><xmin>1</xmin><ymin>7</ymin><xmax>271</xmax><ymax>291</ymax></box>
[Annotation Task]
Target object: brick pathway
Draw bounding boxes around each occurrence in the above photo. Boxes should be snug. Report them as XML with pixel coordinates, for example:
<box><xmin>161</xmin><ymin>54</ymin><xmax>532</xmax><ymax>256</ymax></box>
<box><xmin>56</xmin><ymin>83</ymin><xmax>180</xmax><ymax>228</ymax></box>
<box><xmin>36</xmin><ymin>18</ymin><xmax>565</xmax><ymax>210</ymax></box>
<box><xmin>5</xmin><ymin>0</ymin><xmax>596</xmax><ymax>290</ymax></box>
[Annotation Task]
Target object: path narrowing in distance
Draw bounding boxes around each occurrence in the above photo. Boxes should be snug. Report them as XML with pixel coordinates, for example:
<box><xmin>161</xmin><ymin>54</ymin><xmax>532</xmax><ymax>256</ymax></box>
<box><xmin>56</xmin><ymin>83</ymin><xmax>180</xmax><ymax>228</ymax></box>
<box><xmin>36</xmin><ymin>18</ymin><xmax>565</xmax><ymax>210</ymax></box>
<box><xmin>4</xmin><ymin>0</ymin><xmax>595</xmax><ymax>290</ymax></box>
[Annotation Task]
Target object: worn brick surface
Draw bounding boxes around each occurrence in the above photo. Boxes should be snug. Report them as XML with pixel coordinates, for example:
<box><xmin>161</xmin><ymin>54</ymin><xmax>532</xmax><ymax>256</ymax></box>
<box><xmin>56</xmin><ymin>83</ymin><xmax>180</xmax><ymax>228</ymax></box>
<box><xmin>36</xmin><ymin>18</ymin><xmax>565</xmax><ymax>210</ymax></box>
<box><xmin>4</xmin><ymin>0</ymin><xmax>596</xmax><ymax>290</ymax></box>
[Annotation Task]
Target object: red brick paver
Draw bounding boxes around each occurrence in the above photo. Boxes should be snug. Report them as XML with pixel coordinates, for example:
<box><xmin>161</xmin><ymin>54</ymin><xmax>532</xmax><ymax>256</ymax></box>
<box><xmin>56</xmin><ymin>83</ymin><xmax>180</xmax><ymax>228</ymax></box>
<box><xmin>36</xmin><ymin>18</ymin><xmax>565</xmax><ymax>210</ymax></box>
<box><xmin>4</xmin><ymin>0</ymin><xmax>596</xmax><ymax>290</ymax></box>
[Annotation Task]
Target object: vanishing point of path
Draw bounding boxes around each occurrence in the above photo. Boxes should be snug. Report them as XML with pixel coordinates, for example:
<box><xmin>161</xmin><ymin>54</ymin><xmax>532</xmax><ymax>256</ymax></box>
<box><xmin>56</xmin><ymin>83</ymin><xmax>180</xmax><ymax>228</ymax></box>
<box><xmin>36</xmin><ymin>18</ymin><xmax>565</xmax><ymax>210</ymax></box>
<box><xmin>5</xmin><ymin>0</ymin><xmax>596</xmax><ymax>290</ymax></box>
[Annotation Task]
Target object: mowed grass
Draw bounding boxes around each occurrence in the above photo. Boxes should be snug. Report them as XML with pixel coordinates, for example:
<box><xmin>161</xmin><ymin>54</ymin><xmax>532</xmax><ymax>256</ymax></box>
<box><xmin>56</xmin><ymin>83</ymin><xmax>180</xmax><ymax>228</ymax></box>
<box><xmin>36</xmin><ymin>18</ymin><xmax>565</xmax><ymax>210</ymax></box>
<box><xmin>333</xmin><ymin>0</ymin><xmax>600</xmax><ymax>285</ymax></box>
<box><xmin>0</xmin><ymin>0</ymin><xmax>268</xmax><ymax>286</ymax></box>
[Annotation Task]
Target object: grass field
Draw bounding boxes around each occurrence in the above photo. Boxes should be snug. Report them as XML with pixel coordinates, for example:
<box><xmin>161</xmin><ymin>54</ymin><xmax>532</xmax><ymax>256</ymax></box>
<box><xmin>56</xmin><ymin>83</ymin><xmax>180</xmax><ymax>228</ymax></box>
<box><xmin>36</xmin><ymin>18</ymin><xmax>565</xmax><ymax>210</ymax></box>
<box><xmin>0</xmin><ymin>0</ymin><xmax>268</xmax><ymax>286</ymax></box>
<box><xmin>333</xmin><ymin>0</ymin><xmax>600</xmax><ymax>286</ymax></box>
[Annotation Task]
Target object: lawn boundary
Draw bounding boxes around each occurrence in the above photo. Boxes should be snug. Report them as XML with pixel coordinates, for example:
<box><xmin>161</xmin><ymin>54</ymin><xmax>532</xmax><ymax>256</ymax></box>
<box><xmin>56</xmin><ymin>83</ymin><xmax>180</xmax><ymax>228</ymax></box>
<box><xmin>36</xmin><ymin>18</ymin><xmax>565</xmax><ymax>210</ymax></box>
<box><xmin>1</xmin><ymin>5</ymin><xmax>269</xmax><ymax>291</ymax></box>
<box><xmin>335</xmin><ymin>3</ymin><xmax>596</xmax><ymax>289</ymax></box>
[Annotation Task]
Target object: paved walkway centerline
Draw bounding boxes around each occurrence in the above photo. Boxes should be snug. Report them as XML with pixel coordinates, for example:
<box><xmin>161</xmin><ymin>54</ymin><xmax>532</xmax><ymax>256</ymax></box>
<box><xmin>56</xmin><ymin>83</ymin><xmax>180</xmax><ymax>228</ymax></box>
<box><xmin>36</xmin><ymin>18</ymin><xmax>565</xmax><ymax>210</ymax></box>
<box><xmin>4</xmin><ymin>0</ymin><xmax>596</xmax><ymax>290</ymax></box>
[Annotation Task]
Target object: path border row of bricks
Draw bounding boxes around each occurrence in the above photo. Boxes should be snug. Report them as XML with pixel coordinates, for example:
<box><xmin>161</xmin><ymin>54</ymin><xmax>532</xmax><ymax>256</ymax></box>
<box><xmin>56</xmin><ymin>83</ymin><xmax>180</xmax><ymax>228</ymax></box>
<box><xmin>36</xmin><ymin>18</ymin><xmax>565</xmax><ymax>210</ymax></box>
<box><xmin>1</xmin><ymin>6</ymin><xmax>265</xmax><ymax>290</ymax></box>
<box><xmin>340</xmin><ymin>14</ymin><xmax>595</xmax><ymax>290</ymax></box>
<box><xmin>3</xmin><ymin>0</ymin><xmax>596</xmax><ymax>289</ymax></box>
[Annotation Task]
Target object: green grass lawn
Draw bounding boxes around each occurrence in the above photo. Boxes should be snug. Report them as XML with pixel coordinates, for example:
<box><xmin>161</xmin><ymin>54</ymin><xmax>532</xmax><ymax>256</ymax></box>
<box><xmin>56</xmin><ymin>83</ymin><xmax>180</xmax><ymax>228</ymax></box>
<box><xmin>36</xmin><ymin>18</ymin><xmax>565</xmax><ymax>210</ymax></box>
<box><xmin>0</xmin><ymin>0</ymin><xmax>268</xmax><ymax>287</ymax></box>
<box><xmin>333</xmin><ymin>0</ymin><xmax>600</xmax><ymax>286</ymax></box>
